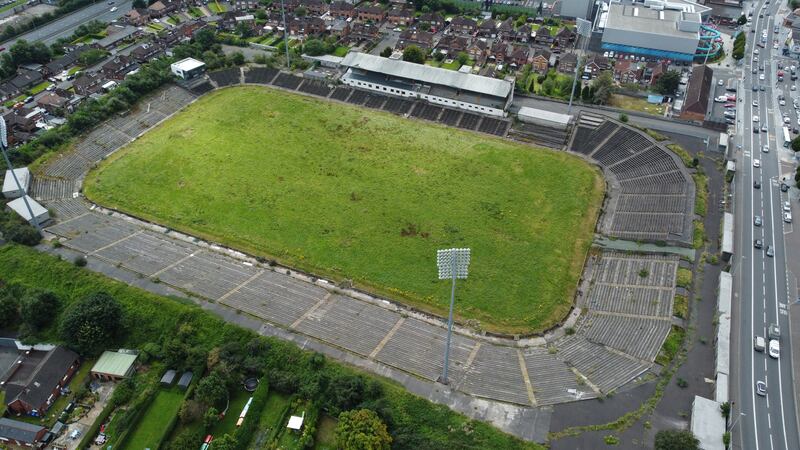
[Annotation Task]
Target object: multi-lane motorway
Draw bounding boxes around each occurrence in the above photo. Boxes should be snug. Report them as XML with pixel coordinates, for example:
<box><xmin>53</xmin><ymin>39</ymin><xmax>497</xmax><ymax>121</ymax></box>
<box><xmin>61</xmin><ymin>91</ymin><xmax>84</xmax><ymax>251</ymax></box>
<box><xmin>734</xmin><ymin>1</ymin><xmax>800</xmax><ymax>449</ymax></box>
<box><xmin>0</xmin><ymin>0</ymin><xmax>132</xmax><ymax>48</ymax></box>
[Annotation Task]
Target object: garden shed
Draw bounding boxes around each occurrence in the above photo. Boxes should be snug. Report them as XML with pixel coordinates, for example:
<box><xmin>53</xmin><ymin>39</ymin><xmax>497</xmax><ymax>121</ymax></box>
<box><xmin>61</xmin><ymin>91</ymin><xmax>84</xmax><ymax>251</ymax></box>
<box><xmin>160</xmin><ymin>369</ymin><xmax>177</xmax><ymax>387</ymax></box>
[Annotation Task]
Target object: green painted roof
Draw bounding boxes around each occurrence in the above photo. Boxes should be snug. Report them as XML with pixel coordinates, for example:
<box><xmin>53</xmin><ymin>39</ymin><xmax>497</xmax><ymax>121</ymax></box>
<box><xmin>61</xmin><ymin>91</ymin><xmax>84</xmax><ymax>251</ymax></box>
<box><xmin>91</xmin><ymin>351</ymin><xmax>137</xmax><ymax>377</ymax></box>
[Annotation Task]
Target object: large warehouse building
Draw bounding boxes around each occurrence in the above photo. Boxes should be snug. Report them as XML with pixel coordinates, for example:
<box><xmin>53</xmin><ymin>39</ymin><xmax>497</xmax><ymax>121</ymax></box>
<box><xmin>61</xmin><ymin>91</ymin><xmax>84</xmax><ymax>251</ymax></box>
<box><xmin>600</xmin><ymin>0</ymin><xmax>711</xmax><ymax>61</ymax></box>
<box><xmin>340</xmin><ymin>52</ymin><xmax>514</xmax><ymax>117</ymax></box>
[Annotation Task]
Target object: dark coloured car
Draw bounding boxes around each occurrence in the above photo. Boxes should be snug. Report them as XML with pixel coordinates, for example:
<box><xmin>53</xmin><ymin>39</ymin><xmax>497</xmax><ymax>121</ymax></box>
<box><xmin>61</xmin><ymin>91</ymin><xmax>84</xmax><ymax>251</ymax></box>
<box><xmin>754</xmin><ymin>180</ymin><xmax>762</xmax><ymax>189</ymax></box>
<box><xmin>755</xmin><ymin>239</ymin><xmax>763</xmax><ymax>249</ymax></box>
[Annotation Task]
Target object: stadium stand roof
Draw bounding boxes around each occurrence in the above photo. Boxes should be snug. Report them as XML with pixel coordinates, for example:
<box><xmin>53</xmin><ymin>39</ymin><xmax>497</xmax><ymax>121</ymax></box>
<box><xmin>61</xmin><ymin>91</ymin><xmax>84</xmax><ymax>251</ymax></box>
<box><xmin>340</xmin><ymin>52</ymin><xmax>512</xmax><ymax>99</ymax></box>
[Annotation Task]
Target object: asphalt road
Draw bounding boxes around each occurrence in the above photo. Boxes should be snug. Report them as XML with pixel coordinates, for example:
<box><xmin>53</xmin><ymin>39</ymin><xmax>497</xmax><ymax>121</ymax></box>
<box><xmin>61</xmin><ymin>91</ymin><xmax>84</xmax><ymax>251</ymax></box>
<box><xmin>733</xmin><ymin>1</ymin><xmax>800</xmax><ymax>449</ymax></box>
<box><xmin>0</xmin><ymin>0</ymin><xmax>133</xmax><ymax>48</ymax></box>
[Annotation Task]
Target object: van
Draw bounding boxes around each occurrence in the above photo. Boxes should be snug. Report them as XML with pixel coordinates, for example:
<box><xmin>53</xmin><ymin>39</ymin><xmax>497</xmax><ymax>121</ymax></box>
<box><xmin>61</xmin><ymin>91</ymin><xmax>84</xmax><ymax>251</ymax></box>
<box><xmin>754</xmin><ymin>336</ymin><xmax>766</xmax><ymax>351</ymax></box>
<box><xmin>769</xmin><ymin>323</ymin><xmax>780</xmax><ymax>340</ymax></box>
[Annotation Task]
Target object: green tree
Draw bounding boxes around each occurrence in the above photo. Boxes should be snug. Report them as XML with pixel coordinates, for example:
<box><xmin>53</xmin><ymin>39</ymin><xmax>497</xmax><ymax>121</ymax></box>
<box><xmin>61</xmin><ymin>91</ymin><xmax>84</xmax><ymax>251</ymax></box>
<box><xmin>456</xmin><ymin>51</ymin><xmax>469</xmax><ymax>66</ymax></box>
<box><xmin>654</xmin><ymin>429</ymin><xmax>700</xmax><ymax>450</ymax></box>
<box><xmin>255</xmin><ymin>9</ymin><xmax>267</xmax><ymax>20</ymax></box>
<box><xmin>737</xmin><ymin>14</ymin><xmax>747</xmax><ymax>25</ymax></box>
<box><xmin>209</xmin><ymin>433</ymin><xmax>237</xmax><ymax>450</ymax></box>
<box><xmin>59</xmin><ymin>292</ymin><xmax>123</xmax><ymax>355</ymax></box>
<box><xmin>619</xmin><ymin>112</ymin><xmax>629</xmax><ymax>123</ymax></box>
<box><xmin>295</xmin><ymin>6</ymin><xmax>307</xmax><ymax>17</ymax></box>
<box><xmin>402</xmin><ymin>45</ymin><xmax>426</xmax><ymax>64</ymax></box>
<box><xmin>655</xmin><ymin>70</ymin><xmax>681</xmax><ymax>95</ymax></box>
<box><xmin>792</xmin><ymin>136</ymin><xmax>800</xmax><ymax>152</ymax></box>
<box><xmin>78</xmin><ymin>48</ymin><xmax>107</xmax><ymax>66</ymax></box>
<box><xmin>230</xmin><ymin>52</ymin><xmax>245</xmax><ymax>66</ymax></box>
<box><xmin>203</xmin><ymin>406</ymin><xmax>220</xmax><ymax>431</ymax></box>
<box><xmin>304</xmin><ymin>38</ymin><xmax>328</xmax><ymax>56</ymax></box>
<box><xmin>335</xmin><ymin>409</ymin><xmax>392</xmax><ymax>450</ymax></box>
<box><xmin>132</xmin><ymin>0</ymin><xmax>146</xmax><ymax>8</ymax></box>
<box><xmin>592</xmin><ymin>71</ymin><xmax>615</xmax><ymax>105</ymax></box>
<box><xmin>380</xmin><ymin>46</ymin><xmax>392</xmax><ymax>57</ymax></box>
<box><xmin>0</xmin><ymin>293</ymin><xmax>18</xmax><ymax>326</ymax></box>
<box><xmin>581</xmin><ymin>84</ymin><xmax>593</xmax><ymax>102</ymax></box>
<box><xmin>195</xmin><ymin>372</ymin><xmax>229</xmax><ymax>408</ymax></box>
<box><xmin>720</xmin><ymin>401</ymin><xmax>731</xmax><ymax>419</ymax></box>
<box><xmin>20</xmin><ymin>290</ymin><xmax>59</xmax><ymax>331</ymax></box>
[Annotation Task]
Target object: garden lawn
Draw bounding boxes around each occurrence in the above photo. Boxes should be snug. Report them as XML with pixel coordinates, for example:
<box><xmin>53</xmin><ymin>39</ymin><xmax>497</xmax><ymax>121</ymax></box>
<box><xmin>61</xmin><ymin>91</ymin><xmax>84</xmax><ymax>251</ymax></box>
<box><xmin>84</xmin><ymin>86</ymin><xmax>603</xmax><ymax>334</ymax></box>
<box><xmin>212</xmin><ymin>388</ymin><xmax>252</xmax><ymax>436</ymax></box>
<box><xmin>609</xmin><ymin>94</ymin><xmax>666</xmax><ymax>116</ymax></box>
<box><xmin>313</xmin><ymin>415</ymin><xmax>337</xmax><ymax>450</ymax></box>
<box><xmin>120</xmin><ymin>388</ymin><xmax>184</xmax><ymax>450</ymax></box>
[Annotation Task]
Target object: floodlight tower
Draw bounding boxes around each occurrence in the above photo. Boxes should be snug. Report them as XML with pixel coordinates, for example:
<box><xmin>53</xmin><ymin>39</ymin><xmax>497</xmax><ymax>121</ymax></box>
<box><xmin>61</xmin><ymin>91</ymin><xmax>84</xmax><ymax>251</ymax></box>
<box><xmin>567</xmin><ymin>18</ymin><xmax>593</xmax><ymax>115</ymax></box>
<box><xmin>280</xmin><ymin>0</ymin><xmax>291</xmax><ymax>68</ymax></box>
<box><xmin>0</xmin><ymin>117</ymin><xmax>41</xmax><ymax>235</ymax></box>
<box><xmin>436</xmin><ymin>247</ymin><xmax>471</xmax><ymax>385</ymax></box>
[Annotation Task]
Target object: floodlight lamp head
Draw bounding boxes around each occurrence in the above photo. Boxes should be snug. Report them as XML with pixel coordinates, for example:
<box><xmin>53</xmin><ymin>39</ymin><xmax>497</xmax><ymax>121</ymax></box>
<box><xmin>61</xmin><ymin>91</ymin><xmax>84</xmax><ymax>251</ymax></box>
<box><xmin>436</xmin><ymin>248</ymin><xmax>471</xmax><ymax>280</ymax></box>
<box><xmin>0</xmin><ymin>117</ymin><xmax>7</xmax><ymax>148</ymax></box>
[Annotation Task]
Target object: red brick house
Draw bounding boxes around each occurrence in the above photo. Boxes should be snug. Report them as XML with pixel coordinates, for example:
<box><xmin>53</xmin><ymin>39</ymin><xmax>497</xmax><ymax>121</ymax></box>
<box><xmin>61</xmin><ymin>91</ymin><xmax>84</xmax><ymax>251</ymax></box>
<box><xmin>555</xmin><ymin>27</ymin><xmax>576</xmax><ymax>48</ymax></box>
<box><xmin>436</xmin><ymin>34</ymin><xmax>469</xmax><ymax>55</ymax></box>
<box><xmin>531</xmin><ymin>48</ymin><xmax>551</xmax><ymax>73</ymax></box>
<box><xmin>557</xmin><ymin>52</ymin><xmax>578</xmax><ymax>74</ymax></box>
<box><xmin>387</xmin><ymin>8</ymin><xmax>413</xmax><ymax>26</ymax></box>
<box><xmin>0</xmin><ymin>418</ymin><xmax>47</xmax><ymax>448</ymax></box>
<box><xmin>508</xmin><ymin>46</ymin><xmax>530</xmax><ymax>67</ymax></box>
<box><xmin>102</xmin><ymin>55</ymin><xmax>138</xmax><ymax>80</ymax></box>
<box><xmin>288</xmin><ymin>16</ymin><xmax>326</xmax><ymax>37</ymax></box>
<box><xmin>356</xmin><ymin>4</ymin><xmax>386</xmax><ymax>22</ymax></box>
<box><xmin>584</xmin><ymin>55</ymin><xmax>610</xmax><ymax>76</ymax></box>
<box><xmin>515</xmin><ymin>24</ymin><xmax>532</xmax><ymax>43</ymax></box>
<box><xmin>343</xmin><ymin>22</ymin><xmax>380</xmax><ymax>44</ymax></box>
<box><xmin>613</xmin><ymin>60</ymin><xmax>642</xmax><ymax>84</ymax></box>
<box><xmin>302</xmin><ymin>0</ymin><xmax>328</xmax><ymax>16</ymax></box>
<box><xmin>125</xmin><ymin>8</ymin><xmax>151</xmax><ymax>26</ymax></box>
<box><xmin>418</xmin><ymin>12</ymin><xmax>444</xmax><ymax>31</ymax></box>
<box><xmin>490</xmin><ymin>41</ymin><xmax>508</xmax><ymax>62</ymax></box>
<box><xmin>477</xmin><ymin>19</ymin><xmax>496</xmax><ymax>38</ymax></box>
<box><xmin>467</xmin><ymin>39</ymin><xmax>488</xmax><ymax>62</ymax></box>
<box><xmin>329</xmin><ymin>1</ymin><xmax>355</xmax><ymax>18</ymax></box>
<box><xmin>398</xmin><ymin>29</ymin><xmax>434</xmax><ymax>51</ymax></box>
<box><xmin>450</xmin><ymin>16</ymin><xmax>477</xmax><ymax>35</ymax></box>
<box><xmin>496</xmin><ymin>17</ymin><xmax>514</xmax><ymax>40</ymax></box>
<box><xmin>644</xmin><ymin>61</ymin><xmax>669</xmax><ymax>86</ymax></box>
<box><xmin>5</xmin><ymin>347</ymin><xmax>79</xmax><ymax>417</ymax></box>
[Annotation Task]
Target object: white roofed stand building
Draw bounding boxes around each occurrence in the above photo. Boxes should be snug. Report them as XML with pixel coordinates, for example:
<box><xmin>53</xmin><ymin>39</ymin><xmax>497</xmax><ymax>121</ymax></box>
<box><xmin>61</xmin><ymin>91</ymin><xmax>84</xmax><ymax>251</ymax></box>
<box><xmin>2</xmin><ymin>167</ymin><xmax>30</xmax><ymax>199</ymax></box>
<box><xmin>170</xmin><ymin>58</ymin><xmax>206</xmax><ymax>80</ymax></box>
<box><xmin>340</xmin><ymin>52</ymin><xmax>514</xmax><ymax>117</ymax></box>
<box><xmin>6</xmin><ymin>195</ymin><xmax>49</xmax><ymax>227</ymax></box>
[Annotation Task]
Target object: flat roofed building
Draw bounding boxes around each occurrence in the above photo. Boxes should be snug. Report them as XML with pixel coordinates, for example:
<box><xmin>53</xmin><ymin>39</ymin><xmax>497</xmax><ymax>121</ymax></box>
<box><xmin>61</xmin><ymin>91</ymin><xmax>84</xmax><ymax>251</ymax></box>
<box><xmin>171</xmin><ymin>58</ymin><xmax>206</xmax><ymax>80</ymax></box>
<box><xmin>5</xmin><ymin>195</ymin><xmax>49</xmax><ymax>227</ymax></box>
<box><xmin>91</xmin><ymin>350</ymin><xmax>138</xmax><ymax>381</ymax></box>
<box><xmin>340</xmin><ymin>52</ymin><xmax>514</xmax><ymax>117</ymax></box>
<box><xmin>601</xmin><ymin>1</ymin><xmax>710</xmax><ymax>61</ymax></box>
<box><xmin>2</xmin><ymin>167</ymin><xmax>30</xmax><ymax>199</ymax></box>
<box><xmin>517</xmin><ymin>107</ymin><xmax>572</xmax><ymax>130</ymax></box>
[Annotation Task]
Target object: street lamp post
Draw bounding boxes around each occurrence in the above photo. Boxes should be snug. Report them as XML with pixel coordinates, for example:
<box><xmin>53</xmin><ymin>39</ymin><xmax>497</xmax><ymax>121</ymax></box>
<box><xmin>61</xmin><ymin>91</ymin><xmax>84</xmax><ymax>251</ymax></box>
<box><xmin>728</xmin><ymin>412</ymin><xmax>745</xmax><ymax>431</ymax></box>
<box><xmin>0</xmin><ymin>117</ymin><xmax>41</xmax><ymax>235</ymax></box>
<box><xmin>436</xmin><ymin>247</ymin><xmax>470</xmax><ymax>385</ymax></box>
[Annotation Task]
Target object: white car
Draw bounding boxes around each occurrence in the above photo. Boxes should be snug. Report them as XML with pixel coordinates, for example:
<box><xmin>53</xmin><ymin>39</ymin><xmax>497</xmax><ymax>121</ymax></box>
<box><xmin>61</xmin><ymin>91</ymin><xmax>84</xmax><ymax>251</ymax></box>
<box><xmin>785</xmin><ymin>116</ymin><xmax>791</xmax><ymax>124</ymax></box>
<box><xmin>784</xmin><ymin>201</ymin><xmax>791</xmax><ymax>212</ymax></box>
<box><xmin>780</xmin><ymin>99</ymin><xmax>786</xmax><ymax>105</ymax></box>
<box><xmin>718</xmin><ymin>79</ymin><xmax>725</xmax><ymax>86</ymax></box>
<box><xmin>110</xmin><ymin>6</ymin><xmax>117</xmax><ymax>11</ymax></box>
<box><xmin>753</xmin><ymin>115</ymin><xmax>760</xmax><ymax>122</ymax></box>
<box><xmin>785</xmin><ymin>212</ymin><xmax>793</xmax><ymax>223</ymax></box>
<box><xmin>755</xmin><ymin>48</ymin><xmax>760</xmax><ymax>55</ymax></box>
<box><xmin>763</xmin><ymin>145</ymin><xmax>770</xmax><ymax>153</ymax></box>
<box><xmin>775</xmin><ymin>43</ymin><xmax>780</xmax><ymax>49</ymax></box>
<box><xmin>754</xmin><ymin>159</ymin><xmax>761</xmax><ymax>168</ymax></box>
<box><xmin>769</xmin><ymin>339</ymin><xmax>780</xmax><ymax>358</ymax></box>
<box><xmin>753</xmin><ymin>99</ymin><xmax>759</xmax><ymax>106</ymax></box>
<box><xmin>760</xmin><ymin>73</ymin><xmax>766</xmax><ymax>80</ymax></box>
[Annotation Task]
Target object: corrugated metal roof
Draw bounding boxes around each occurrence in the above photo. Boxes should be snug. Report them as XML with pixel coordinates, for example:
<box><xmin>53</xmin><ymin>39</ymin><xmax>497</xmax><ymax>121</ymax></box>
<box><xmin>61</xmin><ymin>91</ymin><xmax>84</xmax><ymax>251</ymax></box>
<box><xmin>341</xmin><ymin>52</ymin><xmax>512</xmax><ymax>99</ymax></box>
<box><xmin>91</xmin><ymin>351</ymin><xmax>138</xmax><ymax>377</ymax></box>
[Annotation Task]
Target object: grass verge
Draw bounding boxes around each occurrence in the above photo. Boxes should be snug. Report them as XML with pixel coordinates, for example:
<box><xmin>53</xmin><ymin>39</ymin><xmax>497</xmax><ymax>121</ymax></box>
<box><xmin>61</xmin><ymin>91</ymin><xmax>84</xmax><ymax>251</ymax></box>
<box><xmin>666</xmin><ymin>143</ymin><xmax>693</xmax><ymax>167</ymax></box>
<box><xmin>673</xmin><ymin>294</ymin><xmax>688</xmax><ymax>319</ymax></box>
<box><xmin>120</xmin><ymin>387</ymin><xmax>184</xmax><ymax>450</ymax></box>
<box><xmin>676</xmin><ymin>268</ymin><xmax>693</xmax><ymax>289</ymax></box>
<box><xmin>693</xmin><ymin>172</ymin><xmax>708</xmax><ymax>217</ymax></box>
<box><xmin>83</xmin><ymin>86</ymin><xmax>604</xmax><ymax>335</ymax></box>
<box><xmin>655</xmin><ymin>326</ymin><xmax>686</xmax><ymax>366</ymax></box>
<box><xmin>609</xmin><ymin>94</ymin><xmax>666</xmax><ymax>116</ymax></box>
